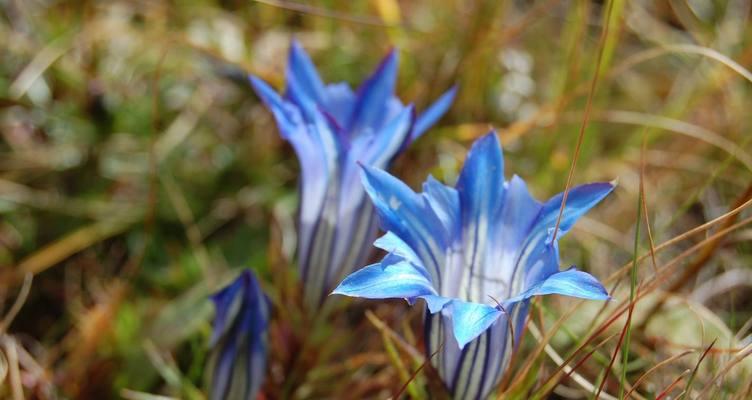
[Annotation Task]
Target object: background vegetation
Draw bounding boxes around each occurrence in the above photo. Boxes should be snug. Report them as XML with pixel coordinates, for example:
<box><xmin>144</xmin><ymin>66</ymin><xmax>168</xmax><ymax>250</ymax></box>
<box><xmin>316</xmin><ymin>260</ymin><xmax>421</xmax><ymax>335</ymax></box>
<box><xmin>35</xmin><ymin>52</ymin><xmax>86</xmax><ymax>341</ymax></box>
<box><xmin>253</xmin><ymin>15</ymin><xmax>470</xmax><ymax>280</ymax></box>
<box><xmin>1</xmin><ymin>0</ymin><xmax>751</xmax><ymax>398</ymax></box>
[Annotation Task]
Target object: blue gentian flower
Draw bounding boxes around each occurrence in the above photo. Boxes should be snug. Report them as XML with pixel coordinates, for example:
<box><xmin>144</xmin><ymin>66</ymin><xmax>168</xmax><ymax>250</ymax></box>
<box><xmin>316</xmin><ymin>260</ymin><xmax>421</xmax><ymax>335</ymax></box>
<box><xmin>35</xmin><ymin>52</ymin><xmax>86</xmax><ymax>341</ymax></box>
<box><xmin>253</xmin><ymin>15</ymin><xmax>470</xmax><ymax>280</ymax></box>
<box><xmin>207</xmin><ymin>269</ymin><xmax>270</xmax><ymax>400</ymax></box>
<box><xmin>332</xmin><ymin>132</ymin><xmax>613</xmax><ymax>399</ymax></box>
<box><xmin>249</xmin><ymin>40</ymin><xmax>456</xmax><ymax>307</ymax></box>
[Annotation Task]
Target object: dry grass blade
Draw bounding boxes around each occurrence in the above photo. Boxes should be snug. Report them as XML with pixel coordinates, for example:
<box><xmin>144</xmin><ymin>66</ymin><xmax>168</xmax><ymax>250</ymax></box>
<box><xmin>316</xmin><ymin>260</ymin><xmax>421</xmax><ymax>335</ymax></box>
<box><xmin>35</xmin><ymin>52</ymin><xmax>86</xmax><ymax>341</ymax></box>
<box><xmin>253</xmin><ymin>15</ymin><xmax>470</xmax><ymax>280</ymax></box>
<box><xmin>678</xmin><ymin>338</ymin><xmax>717</xmax><ymax>400</ymax></box>
<box><xmin>623</xmin><ymin>351</ymin><xmax>694</xmax><ymax>399</ymax></box>
<box><xmin>596</xmin><ymin>305</ymin><xmax>631</xmax><ymax>399</ymax></box>
<box><xmin>1</xmin><ymin>337</ymin><xmax>24</xmax><ymax>400</ymax></box>
<box><xmin>528</xmin><ymin>323</ymin><xmax>619</xmax><ymax>400</ymax></box>
<box><xmin>604</xmin><ymin>196</ymin><xmax>752</xmax><ymax>286</ymax></box>
<box><xmin>516</xmin><ymin>213</ymin><xmax>752</xmax><ymax>398</ymax></box>
<box><xmin>364</xmin><ymin>310</ymin><xmax>423</xmax><ymax>362</ymax></box>
<box><xmin>8</xmin><ymin>36</ymin><xmax>69</xmax><ymax>99</ymax></box>
<box><xmin>655</xmin><ymin>369</ymin><xmax>691</xmax><ymax>400</ymax></box>
<box><xmin>637</xmin><ymin>183</ymin><xmax>752</xmax><ymax>330</ymax></box>
<box><xmin>551</xmin><ymin>0</ymin><xmax>616</xmax><ymax>243</ymax></box>
<box><xmin>0</xmin><ymin>273</ymin><xmax>32</xmax><ymax>332</ymax></box>
<box><xmin>394</xmin><ymin>342</ymin><xmax>443</xmax><ymax>399</ymax></box>
<box><xmin>5</xmin><ymin>213</ymin><xmax>141</xmax><ymax>285</ymax></box>
<box><xmin>588</xmin><ymin>110</ymin><xmax>752</xmax><ymax>171</ymax></box>
<box><xmin>120</xmin><ymin>389</ymin><xmax>179</xmax><ymax>400</ymax></box>
<box><xmin>639</xmin><ymin>135</ymin><xmax>659</xmax><ymax>276</ymax></box>
<box><xmin>697</xmin><ymin>343</ymin><xmax>752</xmax><ymax>398</ymax></box>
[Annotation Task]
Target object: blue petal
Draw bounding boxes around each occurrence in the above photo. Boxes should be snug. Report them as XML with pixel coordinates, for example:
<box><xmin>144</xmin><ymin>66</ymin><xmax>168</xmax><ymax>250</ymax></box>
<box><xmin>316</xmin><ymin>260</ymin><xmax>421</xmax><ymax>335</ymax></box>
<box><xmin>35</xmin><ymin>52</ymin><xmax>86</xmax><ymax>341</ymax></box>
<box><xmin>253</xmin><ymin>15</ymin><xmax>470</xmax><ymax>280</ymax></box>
<box><xmin>536</xmin><ymin>182</ymin><xmax>615</xmax><ymax>238</ymax></box>
<box><xmin>419</xmin><ymin>294</ymin><xmax>453</xmax><ymax>313</ymax></box>
<box><xmin>347</xmin><ymin>50</ymin><xmax>398</xmax><ymax>135</ymax></box>
<box><xmin>422</xmin><ymin>175</ymin><xmax>460</xmax><ymax>238</ymax></box>
<box><xmin>455</xmin><ymin>132</ymin><xmax>505</xmax><ymax>302</ymax></box>
<box><xmin>505</xmin><ymin>267</ymin><xmax>610</xmax><ymax>306</ymax></box>
<box><xmin>448</xmin><ymin>300</ymin><xmax>504</xmax><ymax>349</ymax></box>
<box><xmin>249</xmin><ymin>75</ymin><xmax>303</xmax><ymax>139</ymax></box>
<box><xmin>510</xmin><ymin>181</ymin><xmax>613</xmax><ymax>296</ymax></box>
<box><xmin>208</xmin><ymin>269</ymin><xmax>269</xmax><ymax>400</ymax></box>
<box><xmin>411</xmin><ymin>85</ymin><xmax>457</xmax><ymax>141</ymax></box>
<box><xmin>348</xmin><ymin>104</ymin><xmax>414</xmax><ymax>171</ymax></box>
<box><xmin>331</xmin><ymin>259</ymin><xmax>436</xmax><ymax>300</ymax></box>
<box><xmin>515</xmin><ymin>235</ymin><xmax>561</xmax><ymax>296</ymax></box>
<box><xmin>250</xmin><ymin>75</ymin><xmax>344</xmax><ymax>305</ymax></box>
<box><xmin>334</xmin><ymin>106</ymin><xmax>415</xmax><ymax>242</ymax></box>
<box><xmin>323</xmin><ymin>82</ymin><xmax>356</xmax><ymax>127</ymax></box>
<box><xmin>209</xmin><ymin>277</ymin><xmax>244</xmax><ymax>346</ymax></box>
<box><xmin>285</xmin><ymin>39</ymin><xmax>326</xmax><ymax>104</ymax></box>
<box><xmin>482</xmin><ymin>175</ymin><xmax>542</xmax><ymax>300</ymax></box>
<box><xmin>360</xmin><ymin>165</ymin><xmax>448</xmax><ymax>285</ymax></box>
<box><xmin>374</xmin><ymin>232</ymin><xmax>421</xmax><ymax>266</ymax></box>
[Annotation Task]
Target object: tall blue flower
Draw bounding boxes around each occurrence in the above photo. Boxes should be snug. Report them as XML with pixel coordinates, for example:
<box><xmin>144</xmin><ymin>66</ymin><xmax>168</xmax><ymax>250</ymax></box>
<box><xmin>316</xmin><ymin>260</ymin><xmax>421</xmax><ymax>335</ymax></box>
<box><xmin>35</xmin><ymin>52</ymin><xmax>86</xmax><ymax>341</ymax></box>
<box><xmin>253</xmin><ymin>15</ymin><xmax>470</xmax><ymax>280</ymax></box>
<box><xmin>207</xmin><ymin>269</ymin><xmax>270</xmax><ymax>400</ymax></box>
<box><xmin>249</xmin><ymin>40</ymin><xmax>456</xmax><ymax>307</ymax></box>
<box><xmin>333</xmin><ymin>132</ymin><xmax>614</xmax><ymax>399</ymax></box>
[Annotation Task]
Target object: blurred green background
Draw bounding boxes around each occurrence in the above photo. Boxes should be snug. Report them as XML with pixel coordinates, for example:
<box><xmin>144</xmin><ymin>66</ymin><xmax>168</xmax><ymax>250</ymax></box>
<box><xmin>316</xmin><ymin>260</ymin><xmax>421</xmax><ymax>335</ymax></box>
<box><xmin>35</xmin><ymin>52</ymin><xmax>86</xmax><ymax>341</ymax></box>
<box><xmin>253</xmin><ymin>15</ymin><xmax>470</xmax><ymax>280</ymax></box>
<box><xmin>1</xmin><ymin>0</ymin><xmax>752</xmax><ymax>399</ymax></box>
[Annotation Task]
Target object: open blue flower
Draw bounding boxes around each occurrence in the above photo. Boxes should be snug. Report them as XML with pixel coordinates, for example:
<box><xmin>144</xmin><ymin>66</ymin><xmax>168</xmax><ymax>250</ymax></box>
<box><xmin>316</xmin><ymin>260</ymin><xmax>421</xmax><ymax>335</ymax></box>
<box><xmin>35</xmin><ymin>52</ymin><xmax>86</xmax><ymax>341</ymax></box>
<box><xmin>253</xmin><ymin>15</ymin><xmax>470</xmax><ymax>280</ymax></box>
<box><xmin>207</xmin><ymin>269</ymin><xmax>270</xmax><ymax>400</ymax></box>
<box><xmin>249</xmin><ymin>40</ymin><xmax>456</xmax><ymax>307</ymax></box>
<box><xmin>333</xmin><ymin>132</ymin><xmax>613</xmax><ymax>399</ymax></box>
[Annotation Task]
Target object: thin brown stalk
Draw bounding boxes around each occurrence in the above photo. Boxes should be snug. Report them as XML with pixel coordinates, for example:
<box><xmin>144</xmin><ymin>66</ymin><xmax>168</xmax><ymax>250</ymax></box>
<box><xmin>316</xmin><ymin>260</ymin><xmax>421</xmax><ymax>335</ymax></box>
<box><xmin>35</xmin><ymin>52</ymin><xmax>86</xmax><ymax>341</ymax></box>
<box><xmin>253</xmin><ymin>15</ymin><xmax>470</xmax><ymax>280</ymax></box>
<box><xmin>640</xmin><ymin>134</ymin><xmax>659</xmax><ymax>275</ymax></box>
<box><xmin>595</xmin><ymin>307</ymin><xmax>632</xmax><ymax>398</ymax></box>
<box><xmin>516</xmin><ymin>214</ymin><xmax>752</xmax><ymax>397</ymax></box>
<box><xmin>394</xmin><ymin>341</ymin><xmax>444</xmax><ymax>399</ymax></box>
<box><xmin>551</xmin><ymin>0</ymin><xmax>616</xmax><ymax>243</ymax></box>
<box><xmin>637</xmin><ymin>183</ymin><xmax>752</xmax><ymax>331</ymax></box>
<box><xmin>655</xmin><ymin>370</ymin><xmax>690</xmax><ymax>400</ymax></box>
<box><xmin>623</xmin><ymin>351</ymin><xmax>694</xmax><ymax>399</ymax></box>
<box><xmin>696</xmin><ymin>343</ymin><xmax>752</xmax><ymax>398</ymax></box>
<box><xmin>678</xmin><ymin>339</ymin><xmax>717</xmax><ymax>400</ymax></box>
<box><xmin>0</xmin><ymin>274</ymin><xmax>32</xmax><ymax>332</ymax></box>
<box><xmin>364</xmin><ymin>310</ymin><xmax>423</xmax><ymax>362</ymax></box>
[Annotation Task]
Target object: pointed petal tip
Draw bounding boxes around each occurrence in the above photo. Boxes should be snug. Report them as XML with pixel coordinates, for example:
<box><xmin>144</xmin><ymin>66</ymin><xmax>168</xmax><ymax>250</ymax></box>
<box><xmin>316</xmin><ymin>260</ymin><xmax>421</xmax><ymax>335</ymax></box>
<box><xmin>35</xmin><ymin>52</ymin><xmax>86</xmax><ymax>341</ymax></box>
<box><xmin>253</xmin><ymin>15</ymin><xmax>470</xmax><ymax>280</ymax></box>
<box><xmin>409</xmin><ymin>85</ymin><xmax>458</xmax><ymax>141</ymax></box>
<box><xmin>358</xmin><ymin>161</ymin><xmax>377</xmax><ymax>175</ymax></box>
<box><xmin>248</xmin><ymin>75</ymin><xmax>276</xmax><ymax>100</ymax></box>
<box><xmin>247</xmin><ymin>74</ymin><xmax>263</xmax><ymax>89</ymax></box>
<box><xmin>449</xmin><ymin>301</ymin><xmax>504</xmax><ymax>349</ymax></box>
<box><xmin>440</xmin><ymin>84</ymin><xmax>459</xmax><ymax>103</ymax></box>
<box><xmin>376</xmin><ymin>48</ymin><xmax>399</xmax><ymax>74</ymax></box>
<box><xmin>385</xmin><ymin>47</ymin><xmax>398</xmax><ymax>62</ymax></box>
<box><xmin>288</xmin><ymin>38</ymin><xmax>309</xmax><ymax>59</ymax></box>
<box><xmin>330</xmin><ymin>282</ymin><xmax>352</xmax><ymax>298</ymax></box>
<box><xmin>476</xmin><ymin>130</ymin><xmax>501</xmax><ymax>148</ymax></box>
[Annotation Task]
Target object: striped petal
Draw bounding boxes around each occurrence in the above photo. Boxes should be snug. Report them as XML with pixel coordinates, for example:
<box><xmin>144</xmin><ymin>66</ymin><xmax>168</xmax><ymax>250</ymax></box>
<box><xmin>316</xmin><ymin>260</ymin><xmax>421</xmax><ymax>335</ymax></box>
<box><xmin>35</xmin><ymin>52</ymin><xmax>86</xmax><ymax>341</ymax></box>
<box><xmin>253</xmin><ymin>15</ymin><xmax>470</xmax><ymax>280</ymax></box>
<box><xmin>449</xmin><ymin>300</ymin><xmax>504</xmax><ymax>349</ymax></box>
<box><xmin>374</xmin><ymin>232</ymin><xmax>421</xmax><ymax>266</ymax></box>
<box><xmin>422</xmin><ymin>175</ymin><xmax>460</xmax><ymax>238</ymax></box>
<box><xmin>331</xmin><ymin>258</ymin><xmax>436</xmax><ymax>300</ymax></box>
<box><xmin>483</xmin><ymin>175</ymin><xmax>542</xmax><ymax>300</ymax></box>
<box><xmin>535</xmin><ymin>181</ymin><xmax>616</xmax><ymax>238</ymax></box>
<box><xmin>285</xmin><ymin>39</ymin><xmax>326</xmax><ymax>104</ymax></box>
<box><xmin>207</xmin><ymin>270</ymin><xmax>270</xmax><ymax>400</ymax></box>
<box><xmin>347</xmin><ymin>50</ymin><xmax>398</xmax><ymax>135</ymax></box>
<box><xmin>341</xmin><ymin>106</ymin><xmax>415</xmax><ymax>210</ymax></box>
<box><xmin>425</xmin><ymin>302</ymin><xmax>525</xmax><ymax>400</ymax></box>
<box><xmin>505</xmin><ymin>267</ymin><xmax>610</xmax><ymax>306</ymax></box>
<box><xmin>455</xmin><ymin>132</ymin><xmax>505</xmax><ymax>302</ymax></box>
<box><xmin>361</xmin><ymin>165</ymin><xmax>448</xmax><ymax>285</ymax></box>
